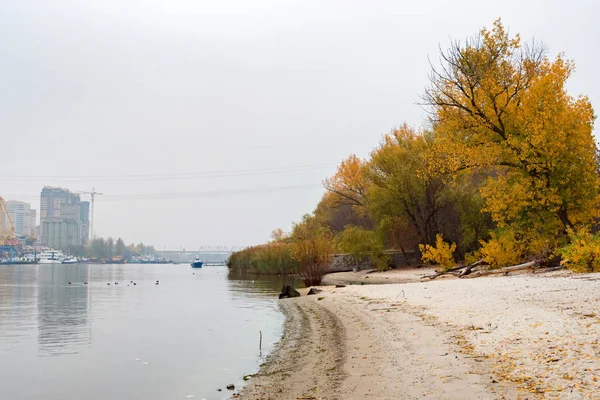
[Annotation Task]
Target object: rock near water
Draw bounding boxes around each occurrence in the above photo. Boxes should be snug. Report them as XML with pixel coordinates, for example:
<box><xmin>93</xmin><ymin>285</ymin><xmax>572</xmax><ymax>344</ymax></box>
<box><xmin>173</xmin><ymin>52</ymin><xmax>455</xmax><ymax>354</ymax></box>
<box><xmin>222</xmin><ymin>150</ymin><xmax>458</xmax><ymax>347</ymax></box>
<box><xmin>307</xmin><ymin>287</ymin><xmax>322</xmax><ymax>295</ymax></box>
<box><xmin>278</xmin><ymin>284</ymin><xmax>300</xmax><ymax>299</ymax></box>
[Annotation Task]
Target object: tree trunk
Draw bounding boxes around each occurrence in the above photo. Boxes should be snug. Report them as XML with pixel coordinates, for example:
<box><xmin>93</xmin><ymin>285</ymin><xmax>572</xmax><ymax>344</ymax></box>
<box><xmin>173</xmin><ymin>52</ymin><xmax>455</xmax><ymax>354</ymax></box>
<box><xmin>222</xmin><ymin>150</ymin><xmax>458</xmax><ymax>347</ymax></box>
<box><xmin>458</xmin><ymin>260</ymin><xmax>486</xmax><ymax>276</ymax></box>
<box><xmin>558</xmin><ymin>207</ymin><xmax>575</xmax><ymax>232</ymax></box>
<box><xmin>472</xmin><ymin>260</ymin><xmax>540</xmax><ymax>277</ymax></box>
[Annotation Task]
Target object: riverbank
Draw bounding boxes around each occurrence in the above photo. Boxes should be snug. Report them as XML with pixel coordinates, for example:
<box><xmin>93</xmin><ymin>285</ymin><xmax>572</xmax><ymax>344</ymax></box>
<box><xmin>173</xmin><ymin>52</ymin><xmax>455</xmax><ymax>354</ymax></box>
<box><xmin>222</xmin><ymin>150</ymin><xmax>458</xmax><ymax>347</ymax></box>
<box><xmin>240</xmin><ymin>270</ymin><xmax>600</xmax><ymax>399</ymax></box>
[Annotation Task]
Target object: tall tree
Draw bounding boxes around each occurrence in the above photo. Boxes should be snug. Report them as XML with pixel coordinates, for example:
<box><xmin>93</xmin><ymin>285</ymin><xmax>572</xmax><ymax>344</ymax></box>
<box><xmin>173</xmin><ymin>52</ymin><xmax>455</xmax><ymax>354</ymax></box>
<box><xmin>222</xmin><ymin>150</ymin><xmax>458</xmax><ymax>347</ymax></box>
<box><xmin>323</xmin><ymin>154</ymin><xmax>369</xmax><ymax>211</ymax></box>
<box><xmin>106</xmin><ymin>237</ymin><xmax>114</xmax><ymax>260</ymax></box>
<box><xmin>314</xmin><ymin>192</ymin><xmax>373</xmax><ymax>233</ymax></box>
<box><xmin>115</xmin><ymin>238</ymin><xmax>126</xmax><ymax>257</ymax></box>
<box><xmin>90</xmin><ymin>238</ymin><xmax>107</xmax><ymax>259</ymax></box>
<box><xmin>366</xmin><ymin>125</ymin><xmax>453</xmax><ymax>247</ymax></box>
<box><xmin>422</xmin><ymin>19</ymin><xmax>598</xmax><ymax>235</ymax></box>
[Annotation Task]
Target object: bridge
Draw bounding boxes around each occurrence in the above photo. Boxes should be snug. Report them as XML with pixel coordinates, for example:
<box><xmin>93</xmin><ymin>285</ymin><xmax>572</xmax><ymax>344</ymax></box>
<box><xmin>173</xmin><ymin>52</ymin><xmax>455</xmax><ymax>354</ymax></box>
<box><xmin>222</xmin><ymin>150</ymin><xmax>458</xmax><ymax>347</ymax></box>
<box><xmin>155</xmin><ymin>246</ymin><xmax>245</xmax><ymax>264</ymax></box>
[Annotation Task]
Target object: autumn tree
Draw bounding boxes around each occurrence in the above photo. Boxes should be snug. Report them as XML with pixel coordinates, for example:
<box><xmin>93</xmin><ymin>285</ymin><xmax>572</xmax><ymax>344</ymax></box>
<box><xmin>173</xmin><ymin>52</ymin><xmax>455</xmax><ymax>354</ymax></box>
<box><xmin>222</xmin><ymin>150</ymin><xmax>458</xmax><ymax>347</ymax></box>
<box><xmin>291</xmin><ymin>214</ymin><xmax>335</xmax><ymax>286</ymax></box>
<box><xmin>314</xmin><ymin>192</ymin><xmax>373</xmax><ymax>234</ymax></box>
<box><xmin>323</xmin><ymin>154</ymin><xmax>369</xmax><ymax>211</ymax></box>
<box><xmin>423</xmin><ymin>19</ymin><xmax>598</xmax><ymax>243</ymax></box>
<box><xmin>366</xmin><ymin>125</ymin><xmax>454</xmax><ymax>248</ymax></box>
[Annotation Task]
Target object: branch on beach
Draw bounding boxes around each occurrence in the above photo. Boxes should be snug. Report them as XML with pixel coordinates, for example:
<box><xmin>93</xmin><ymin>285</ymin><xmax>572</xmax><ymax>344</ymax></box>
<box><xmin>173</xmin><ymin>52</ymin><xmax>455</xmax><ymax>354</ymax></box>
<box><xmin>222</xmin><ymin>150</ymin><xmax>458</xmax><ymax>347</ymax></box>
<box><xmin>422</xmin><ymin>260</ymin><xmax>486</xmax><ymax>279</ymax></box>
<box><xmin>466</xmin><ymin>260</ymin><xmax>542</xmax><ymax>278</ymax></box>
<box><xmin>422</xmin><ymin>258</ymin><xmax>558</xmax><ymax>280</ymax></box>
<box><xmin>458</xmin><ymin>260</ymin><xmax>486</xmax><ymax>276</ymax></box>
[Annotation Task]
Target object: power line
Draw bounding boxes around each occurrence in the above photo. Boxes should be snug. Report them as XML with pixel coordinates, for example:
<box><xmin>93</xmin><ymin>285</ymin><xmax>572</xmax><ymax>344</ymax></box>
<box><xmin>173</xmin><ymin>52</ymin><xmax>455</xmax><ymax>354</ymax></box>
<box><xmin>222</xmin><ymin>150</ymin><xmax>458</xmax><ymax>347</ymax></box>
<box><xmin>0</xmin><ymin>163</ymin><xmax>336</xmax><ymax>182</ymax></box>
<box><xmin>2</xmin><ymin>183</ymin><xmax>325</xmax><ymax>202</ymax></box>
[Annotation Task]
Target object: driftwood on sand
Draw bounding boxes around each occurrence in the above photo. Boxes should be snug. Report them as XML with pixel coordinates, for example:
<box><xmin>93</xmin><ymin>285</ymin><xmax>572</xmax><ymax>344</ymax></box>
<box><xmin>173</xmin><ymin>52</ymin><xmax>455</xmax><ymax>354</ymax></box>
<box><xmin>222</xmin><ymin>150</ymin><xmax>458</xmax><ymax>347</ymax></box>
<box><xmin>422</xmin><ymin>259</ymin><xmax>559</xmax><ymax>280</ymax></box>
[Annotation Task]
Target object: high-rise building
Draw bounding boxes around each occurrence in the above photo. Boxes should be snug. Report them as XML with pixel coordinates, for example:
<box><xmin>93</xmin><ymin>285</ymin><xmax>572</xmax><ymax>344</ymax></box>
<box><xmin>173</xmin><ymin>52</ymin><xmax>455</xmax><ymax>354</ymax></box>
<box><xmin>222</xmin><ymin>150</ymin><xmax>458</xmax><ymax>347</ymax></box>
<box><xmin>5</xmin><ymin>200</ymin><xmax>37</xmax><ymax>238</ymax></box>
<box><xmin>40</xmin><ymin>187</ymin><xmax>80</xmax><ymax>220</ymax></box>
<box><xmin>30</xmin><ymin>209</ymin><xmax>37</xmax><ymax>237</ymax></box>
<box><xmin>40</xmin><ymin>187</ymin><xmax>89</xmax><ymax>249</ymax></box>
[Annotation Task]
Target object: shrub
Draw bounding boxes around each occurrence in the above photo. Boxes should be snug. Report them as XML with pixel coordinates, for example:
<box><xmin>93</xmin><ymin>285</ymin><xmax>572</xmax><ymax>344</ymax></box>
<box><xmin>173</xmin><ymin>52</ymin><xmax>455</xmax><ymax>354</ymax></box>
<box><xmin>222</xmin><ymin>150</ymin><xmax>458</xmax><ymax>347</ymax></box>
<box><xmin>419</xmin><ymin>234</ymin><xmax>456</xmax><ymax>271</ymax></box>
<box><xmin>479</xmin><ymin>229</ymin><xmax>523</xmax><ymax>269</ymax></box>
<box><xmin>559</xmin><ymin>227</ymin><xmax>600</xmax><ymax>273</ymax></box>
<box><xmin>227</xmin><ymin>242</ymin><xmax>298</xmax><ymax>275</ymax></box>
<box><xmin>463</xmin><ymin>250</ymin><xmax>481</xmax><ymax>266</ymax></box>
<box><xmin>291</xmin><ymin>215</ymin><xmax>335</xmax><ymax>286</ymax></box>
<box><xmin>337</xmin><ymin>226</ymin><xmax>389</xmax><ymax>271</ymax></box>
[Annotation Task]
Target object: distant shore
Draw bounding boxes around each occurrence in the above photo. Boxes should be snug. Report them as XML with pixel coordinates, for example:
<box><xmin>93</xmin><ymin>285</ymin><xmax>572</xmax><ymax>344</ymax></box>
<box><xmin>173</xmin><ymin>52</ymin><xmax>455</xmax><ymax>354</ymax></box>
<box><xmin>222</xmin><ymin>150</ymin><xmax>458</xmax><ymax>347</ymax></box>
<box><xmin>240</xmin><ymin>269</ymin><xmax>600</xmax><ymax>399</ymax></box>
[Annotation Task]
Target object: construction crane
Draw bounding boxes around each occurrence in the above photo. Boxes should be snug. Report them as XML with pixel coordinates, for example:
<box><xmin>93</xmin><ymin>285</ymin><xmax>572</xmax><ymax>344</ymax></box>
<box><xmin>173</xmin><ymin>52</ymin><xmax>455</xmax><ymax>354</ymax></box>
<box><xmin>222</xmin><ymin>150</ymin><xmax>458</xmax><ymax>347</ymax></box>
<box><xmin>0</xmin><ymin>196</ymin><xmax>15</xmax><ymax>245</ymax></box>
<box><xmin>78</xmin><ymin>188</ymin><xmax>103</xmax><ymax>240</ymax></box>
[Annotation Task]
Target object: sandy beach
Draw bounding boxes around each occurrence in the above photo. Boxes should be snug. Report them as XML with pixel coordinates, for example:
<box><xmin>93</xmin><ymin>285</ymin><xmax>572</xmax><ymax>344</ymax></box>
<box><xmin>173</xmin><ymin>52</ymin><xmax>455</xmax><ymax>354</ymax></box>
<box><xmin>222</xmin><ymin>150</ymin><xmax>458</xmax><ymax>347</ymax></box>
<box><xmin>240</xmin><ymin>270</ymin><xmax>600</xmax><ymax>399</ymax></box>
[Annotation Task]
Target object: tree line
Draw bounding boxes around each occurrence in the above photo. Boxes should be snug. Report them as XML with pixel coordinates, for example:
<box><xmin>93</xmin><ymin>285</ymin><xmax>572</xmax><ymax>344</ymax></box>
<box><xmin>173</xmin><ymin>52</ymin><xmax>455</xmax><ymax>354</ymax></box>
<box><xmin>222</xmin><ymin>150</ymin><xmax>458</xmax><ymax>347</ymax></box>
<box><xmin>67</xmin><ymin>238</ymin><xmax>156</xmax><ymax>260</ymax></box>
<box><xmin>228</xmin><ymin>20</ymin><xmax>600</xmax><ymax>283</ymax></box>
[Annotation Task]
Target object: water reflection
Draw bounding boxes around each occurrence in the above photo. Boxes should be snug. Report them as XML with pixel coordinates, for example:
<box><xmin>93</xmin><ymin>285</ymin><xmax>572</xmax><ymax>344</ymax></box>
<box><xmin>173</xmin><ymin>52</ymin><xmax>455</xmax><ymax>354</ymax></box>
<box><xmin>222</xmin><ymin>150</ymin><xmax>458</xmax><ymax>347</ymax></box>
<box><xmin>227</xmin><ymin>271</ymin><xmax>304</xmax><ymax>297</ymax></box>
<box><xmin>37</xmin><ymin>265</ymin><xmax>91</xmax><ymax>356</ymax></box>
<box><xmin>0</xmin><ymin>264</ymin><xmax>284</xmax><ymax>400</ymax></box>
<box><xmin>0</xmin><ymin>266</ymin><xmax>38</xmax><ymax>344</ymax></box>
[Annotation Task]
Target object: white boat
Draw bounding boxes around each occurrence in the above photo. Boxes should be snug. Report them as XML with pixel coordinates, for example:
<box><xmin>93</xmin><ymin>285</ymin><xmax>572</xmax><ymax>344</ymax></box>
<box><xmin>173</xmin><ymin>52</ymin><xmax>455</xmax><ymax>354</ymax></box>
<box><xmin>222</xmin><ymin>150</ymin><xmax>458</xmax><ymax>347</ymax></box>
<box><xmin>61</xmin><ymin>257</ymin><xmax>78</xmax><ymax>264</ymax></box>
<box><xmin>38</xmin><ymin>250</ymin><xmax>65</xmax><ymax>264</ymax></box>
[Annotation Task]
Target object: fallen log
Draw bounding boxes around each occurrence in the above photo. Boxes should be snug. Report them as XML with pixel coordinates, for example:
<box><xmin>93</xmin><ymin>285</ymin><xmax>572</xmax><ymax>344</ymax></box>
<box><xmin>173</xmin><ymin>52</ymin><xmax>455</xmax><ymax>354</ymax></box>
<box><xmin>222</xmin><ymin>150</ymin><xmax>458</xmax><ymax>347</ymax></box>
<box><xmin>467</xmin><ymin>260</ymin><xmax>542</xmax><ymax>278</ymax></box>
<box><xmin>538</xmin><ymin>265</ymin><xmax>564</xmax><ymax>273</ymax></box>
<box><xmin>422</xmin><ymin>264</ymin><xmax>467</xmax><ymax>279</ymax></box>
<box><xmin>458</xmin><ymin>260</ymin><xmax>486</xmax><ymax>277</ymax></box>
<box><xmin>423</xmin><ymin>260</ymin><xmax>487</xmax><ymax>280</ymax></box>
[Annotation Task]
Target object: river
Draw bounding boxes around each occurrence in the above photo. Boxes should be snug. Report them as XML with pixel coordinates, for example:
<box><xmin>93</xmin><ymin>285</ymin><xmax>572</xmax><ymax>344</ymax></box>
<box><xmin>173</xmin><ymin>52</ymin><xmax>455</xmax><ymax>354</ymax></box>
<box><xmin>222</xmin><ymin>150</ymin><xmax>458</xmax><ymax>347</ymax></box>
<box><xmin>0</xmin><ymin>263</ymin><xmax>293</xmax><ymax>400</ymax></box>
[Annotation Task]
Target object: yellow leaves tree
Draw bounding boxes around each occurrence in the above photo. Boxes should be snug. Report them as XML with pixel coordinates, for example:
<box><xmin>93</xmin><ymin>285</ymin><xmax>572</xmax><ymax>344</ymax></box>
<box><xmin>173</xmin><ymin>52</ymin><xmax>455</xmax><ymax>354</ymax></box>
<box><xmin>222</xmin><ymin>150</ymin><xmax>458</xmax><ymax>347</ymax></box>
<box><xmin>422</xmin><ymin>19</ymin><xmax>599</xmax><ymax>237</ymax></box>
<box><xmin>270</xmin><ymin>228</ymin><xmax>288</xmax><ymax>242</ymax></box>
<box><xmin>320</xmin><ymin>155</ymin><xmax>374</xmax><ymax>234</ymax></box>
<box><xmin>323</xmin><ymin>154</ymin><xmax>369</xmax><ymax>211</ymax></box>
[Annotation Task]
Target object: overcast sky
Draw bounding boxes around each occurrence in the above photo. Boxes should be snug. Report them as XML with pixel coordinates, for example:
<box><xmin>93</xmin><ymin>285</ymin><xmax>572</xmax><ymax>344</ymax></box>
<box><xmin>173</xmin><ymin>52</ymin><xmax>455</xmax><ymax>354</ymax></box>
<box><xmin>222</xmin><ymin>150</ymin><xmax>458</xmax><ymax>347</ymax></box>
<box><xmin>1</xmin><ymin>0</ymin><xmax>597</xmax><ymax>250</ymax></box>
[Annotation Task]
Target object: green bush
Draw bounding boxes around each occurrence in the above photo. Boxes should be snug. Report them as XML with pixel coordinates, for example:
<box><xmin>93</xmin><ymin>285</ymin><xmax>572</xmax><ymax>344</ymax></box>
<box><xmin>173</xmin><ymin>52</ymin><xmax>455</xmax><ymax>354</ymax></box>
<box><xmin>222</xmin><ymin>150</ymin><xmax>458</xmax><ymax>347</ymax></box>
<box><xmin>337</xmin><ymin>225</ymin><xmax>389</xmax><ymax>271</ymax></box>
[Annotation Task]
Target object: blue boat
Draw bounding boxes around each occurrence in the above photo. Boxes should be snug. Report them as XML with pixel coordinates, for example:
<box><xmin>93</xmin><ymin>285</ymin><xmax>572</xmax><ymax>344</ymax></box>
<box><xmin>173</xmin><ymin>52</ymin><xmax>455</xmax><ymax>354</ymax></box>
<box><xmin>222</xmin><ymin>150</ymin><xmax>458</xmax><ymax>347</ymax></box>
<box><xmin>191</xmin><ymin>258</ymin><xmax>203</xmax><ymax>268</ymax></box>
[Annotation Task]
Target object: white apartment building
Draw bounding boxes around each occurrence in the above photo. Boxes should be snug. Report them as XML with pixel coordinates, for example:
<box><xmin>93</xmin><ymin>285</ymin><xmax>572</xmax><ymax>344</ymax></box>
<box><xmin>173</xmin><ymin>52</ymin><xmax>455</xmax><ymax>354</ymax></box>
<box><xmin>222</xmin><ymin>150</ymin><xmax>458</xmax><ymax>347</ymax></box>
<box><xmin>5</xmin><ymin>200</ymin><xmax>37</xmax><ymax>238</ymax></box>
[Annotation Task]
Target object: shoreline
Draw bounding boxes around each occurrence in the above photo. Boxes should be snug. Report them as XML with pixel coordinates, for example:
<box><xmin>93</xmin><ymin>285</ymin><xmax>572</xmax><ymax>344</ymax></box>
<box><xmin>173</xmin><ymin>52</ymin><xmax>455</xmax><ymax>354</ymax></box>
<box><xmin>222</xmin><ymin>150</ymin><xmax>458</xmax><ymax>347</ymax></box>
<box><xmin>239</xmin><ymin>296</ymin><xmax>346</xmax><ymax>399</ymax></box>
<box><xmin>240</xmin><ymin>269</ymin><xmax>600</xmax><ymax>399</ymax></box>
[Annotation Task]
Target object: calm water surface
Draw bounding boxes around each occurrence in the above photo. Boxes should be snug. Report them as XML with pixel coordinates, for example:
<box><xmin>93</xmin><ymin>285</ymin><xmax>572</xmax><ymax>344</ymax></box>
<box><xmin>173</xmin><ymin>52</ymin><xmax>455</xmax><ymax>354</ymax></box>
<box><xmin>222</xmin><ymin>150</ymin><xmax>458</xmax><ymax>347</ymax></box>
<box><xmin>0</xmin><ymin>264</ymin><xmax>289</xmax><ymax>400</ymax></box>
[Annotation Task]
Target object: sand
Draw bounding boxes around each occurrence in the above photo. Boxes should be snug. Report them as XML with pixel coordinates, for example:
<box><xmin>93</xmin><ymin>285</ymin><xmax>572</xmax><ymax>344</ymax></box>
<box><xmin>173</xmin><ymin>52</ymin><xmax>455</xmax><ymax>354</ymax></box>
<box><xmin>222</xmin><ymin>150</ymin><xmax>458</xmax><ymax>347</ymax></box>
<box><xmin>240</xmin><ymin>270</ymin><xmax>600</xmax><ymax>399</ymax></box>
<box><xmin>321</xmin><ymin>266</ymin><xmax>437</xmax><ymax>286</ymax></box>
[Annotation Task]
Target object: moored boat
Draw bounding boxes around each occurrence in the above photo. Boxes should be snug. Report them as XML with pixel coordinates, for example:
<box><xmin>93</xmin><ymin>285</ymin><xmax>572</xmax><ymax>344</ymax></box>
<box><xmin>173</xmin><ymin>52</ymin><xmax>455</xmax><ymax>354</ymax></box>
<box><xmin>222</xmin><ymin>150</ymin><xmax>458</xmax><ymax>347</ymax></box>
<box><xmin>61</xmin><ymin>257</ymin><xmax>78</xmax><ymax>264</ymax></box>
<box><xmin>38</xmin><ymin>250</ymin><xmax>65</xmax><ymax>264</ymax></box>
<box><xmin>191</xmin><ymin>258</ymin><xmax>203</xmax><ymax>268</ymax></box>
